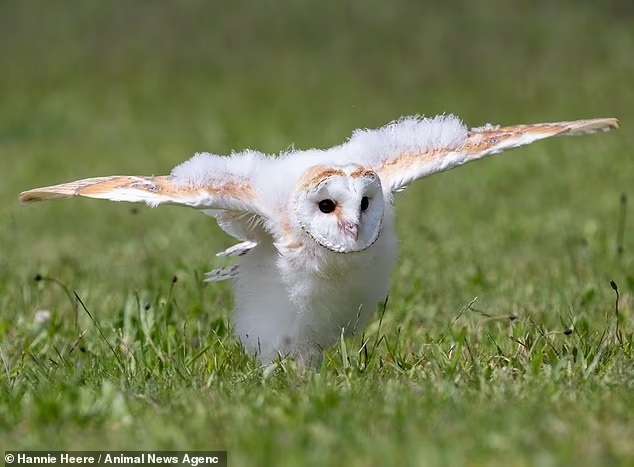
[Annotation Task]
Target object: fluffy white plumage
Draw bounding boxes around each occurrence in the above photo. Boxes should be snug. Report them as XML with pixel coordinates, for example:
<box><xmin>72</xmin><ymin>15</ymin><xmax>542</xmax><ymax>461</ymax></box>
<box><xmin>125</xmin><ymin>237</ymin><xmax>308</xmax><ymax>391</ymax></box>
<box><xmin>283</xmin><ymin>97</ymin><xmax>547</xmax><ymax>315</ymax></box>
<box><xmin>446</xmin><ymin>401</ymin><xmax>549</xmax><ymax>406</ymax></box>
<box><xmin>20</xmin><ymin>115</ymin><xmax>618</xmax><ymax>365</ymax></box>
<box><xmin>170</xmin><ymin>115</ymin><xmax>468</xmax><ymax>200</ymax></box>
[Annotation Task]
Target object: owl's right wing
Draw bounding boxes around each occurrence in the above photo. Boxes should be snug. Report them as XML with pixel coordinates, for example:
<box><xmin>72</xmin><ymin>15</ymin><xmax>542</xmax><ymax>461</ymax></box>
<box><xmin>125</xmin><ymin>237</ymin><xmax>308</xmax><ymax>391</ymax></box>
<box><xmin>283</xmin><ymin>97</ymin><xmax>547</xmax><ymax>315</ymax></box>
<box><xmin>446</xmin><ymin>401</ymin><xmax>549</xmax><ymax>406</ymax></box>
<box><xmin>20</xmin><ymin>153</ymin><xmax>274</xmax><ymax>264</ymax></box>
<box><xmin>20</xmin><ymin>150</ymin><xmax>271</xmax><ymax>218</ymax></box>
<box><xmin>20</xmin><ymin>174</ymin><xmax>263</xmax><ymax>213</ymax></box>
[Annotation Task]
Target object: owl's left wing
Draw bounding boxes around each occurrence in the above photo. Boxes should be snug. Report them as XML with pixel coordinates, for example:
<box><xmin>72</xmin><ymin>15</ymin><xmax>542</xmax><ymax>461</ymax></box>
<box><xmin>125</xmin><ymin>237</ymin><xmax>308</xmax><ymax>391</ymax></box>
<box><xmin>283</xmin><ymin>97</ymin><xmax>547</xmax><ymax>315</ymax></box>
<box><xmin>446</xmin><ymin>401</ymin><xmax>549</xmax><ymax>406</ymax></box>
<box><xmin>362</xmin><ymin>117</ymin><xmax>619</xmax><ymax>193</ymax></box>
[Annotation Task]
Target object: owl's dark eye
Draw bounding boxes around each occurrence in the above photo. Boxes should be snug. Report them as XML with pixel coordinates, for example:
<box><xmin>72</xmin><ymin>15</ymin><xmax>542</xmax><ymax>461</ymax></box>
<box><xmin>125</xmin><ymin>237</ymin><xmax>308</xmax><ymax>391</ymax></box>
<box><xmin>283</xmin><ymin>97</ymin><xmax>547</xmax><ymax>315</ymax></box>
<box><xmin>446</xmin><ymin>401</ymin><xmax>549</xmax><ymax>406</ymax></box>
<box><xmin>360</xmin><ymin>196</ymin><xmax>370</xmax><ymax>211</ymax></box>
<box><xmin>318</xmin><ymin>199</ymin><xmax>337</xmax><ymax>213</ymax></box>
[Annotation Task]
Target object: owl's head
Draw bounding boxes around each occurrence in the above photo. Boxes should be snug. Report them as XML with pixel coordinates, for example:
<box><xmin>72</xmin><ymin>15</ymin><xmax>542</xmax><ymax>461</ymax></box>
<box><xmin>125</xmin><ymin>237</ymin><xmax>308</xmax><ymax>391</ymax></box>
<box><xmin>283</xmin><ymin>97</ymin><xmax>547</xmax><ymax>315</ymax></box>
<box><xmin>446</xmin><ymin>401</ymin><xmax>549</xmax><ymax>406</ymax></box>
<box><xmin>292</xmin><ymin>164</ymin><xmax>384</xmax><ymax>253</ymax></box>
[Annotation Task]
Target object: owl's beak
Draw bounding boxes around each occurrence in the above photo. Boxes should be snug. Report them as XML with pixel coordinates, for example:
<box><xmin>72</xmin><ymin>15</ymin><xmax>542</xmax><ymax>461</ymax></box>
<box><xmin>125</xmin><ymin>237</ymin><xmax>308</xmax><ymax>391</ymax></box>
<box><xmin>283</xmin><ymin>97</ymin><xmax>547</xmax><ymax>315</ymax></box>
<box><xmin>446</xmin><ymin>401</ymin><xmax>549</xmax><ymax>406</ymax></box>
<box><xmin>341</xmin><ymin>221</ymin><xmax>359</xmax><ymax>241</ymax></box>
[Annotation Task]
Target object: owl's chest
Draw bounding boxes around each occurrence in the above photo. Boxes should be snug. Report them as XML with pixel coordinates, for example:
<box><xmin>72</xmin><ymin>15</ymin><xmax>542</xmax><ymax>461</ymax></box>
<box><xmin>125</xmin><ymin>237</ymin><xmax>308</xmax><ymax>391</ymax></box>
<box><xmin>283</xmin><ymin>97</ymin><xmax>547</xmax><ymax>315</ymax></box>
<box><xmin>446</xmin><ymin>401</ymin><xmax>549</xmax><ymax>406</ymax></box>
<box><xmin>277</xmin><ymin>222</ymin><xmax>398</xmax><ymax>314</ymax></box>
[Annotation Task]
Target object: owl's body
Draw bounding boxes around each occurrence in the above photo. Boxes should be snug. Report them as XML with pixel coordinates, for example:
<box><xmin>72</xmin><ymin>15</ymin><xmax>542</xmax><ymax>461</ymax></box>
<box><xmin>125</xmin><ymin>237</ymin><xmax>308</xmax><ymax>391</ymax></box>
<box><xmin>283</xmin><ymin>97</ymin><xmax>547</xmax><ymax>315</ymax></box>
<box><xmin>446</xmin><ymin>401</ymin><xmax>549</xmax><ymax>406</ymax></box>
<box><xmin>195</xmin><ymin>154</ymin><xmax>401</xmax><ymax>363</ymax></box>
<box><xmin>232</xmin><ymin>206</ymin><xmax>397</xmax><ymax>364</ymax></box>
<box><xmin>20</xmin><ymin>115</ymin><xmax>618</xmax><ymax>365</ymax></box>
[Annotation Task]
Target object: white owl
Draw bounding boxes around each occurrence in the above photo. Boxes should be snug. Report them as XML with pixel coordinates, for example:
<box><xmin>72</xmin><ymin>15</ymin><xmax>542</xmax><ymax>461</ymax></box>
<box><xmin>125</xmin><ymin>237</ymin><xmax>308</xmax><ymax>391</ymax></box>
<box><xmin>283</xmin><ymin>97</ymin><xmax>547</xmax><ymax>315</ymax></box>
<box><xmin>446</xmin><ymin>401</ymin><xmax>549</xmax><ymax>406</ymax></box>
<box><xmin>20</xmin><ymin>115</ymin><xmax>618</xmax><ymax>365</ymax></box>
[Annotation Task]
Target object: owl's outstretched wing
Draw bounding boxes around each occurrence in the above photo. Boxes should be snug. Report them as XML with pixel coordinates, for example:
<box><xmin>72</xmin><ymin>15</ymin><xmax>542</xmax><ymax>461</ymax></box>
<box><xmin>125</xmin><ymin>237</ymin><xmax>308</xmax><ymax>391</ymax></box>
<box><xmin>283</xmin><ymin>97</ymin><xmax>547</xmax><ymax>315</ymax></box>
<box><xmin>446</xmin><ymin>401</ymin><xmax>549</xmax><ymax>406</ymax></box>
<box><xmin>365</xmin><ymin>117</ymin><xmax>619</xmax><ymax>193</ymax></box>
<box><xmin>20</xmin><ymin>150</ymin><xmax>269</xmax><ymax>218</ymax></box>
<box><xmin>20</xmin><ymin>174</ymin><xmax>262</xmax><ymax>214</ymax></box>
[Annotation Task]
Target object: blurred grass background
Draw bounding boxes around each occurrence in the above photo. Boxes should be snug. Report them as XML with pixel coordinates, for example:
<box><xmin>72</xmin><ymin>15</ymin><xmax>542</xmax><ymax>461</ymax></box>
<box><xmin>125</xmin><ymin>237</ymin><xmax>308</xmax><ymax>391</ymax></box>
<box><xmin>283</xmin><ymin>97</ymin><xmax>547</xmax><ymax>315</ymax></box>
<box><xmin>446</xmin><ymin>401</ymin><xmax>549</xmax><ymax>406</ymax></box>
<box><xmin>0</xmin><ymin>1</ymin><xmax>633</xmax><ymax>466</ymax></box>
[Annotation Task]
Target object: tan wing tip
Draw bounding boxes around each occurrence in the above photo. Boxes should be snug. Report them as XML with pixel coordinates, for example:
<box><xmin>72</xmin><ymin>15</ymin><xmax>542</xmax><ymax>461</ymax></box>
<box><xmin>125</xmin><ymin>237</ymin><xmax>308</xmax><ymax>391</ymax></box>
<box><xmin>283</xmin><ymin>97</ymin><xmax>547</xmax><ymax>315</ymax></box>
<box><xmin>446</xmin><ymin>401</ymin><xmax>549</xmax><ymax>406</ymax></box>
<box><xmin>18</xmin><ymin>177</ymin><xmax>126</xmax><ymax>204</ymax></box>
<box><xmin>606</xmin><ymin>117</ymin><xmax>620</xmax><ymax>130</ymax></box>
<box><xmin>19</xmin><ymin>188</ymin><xmax>74</xmax><ymax>203</ymax></box>
<box><xmin>567</xmin><ymin>117</ymin><xmax>620</xmax><ymax>135</ymax></box>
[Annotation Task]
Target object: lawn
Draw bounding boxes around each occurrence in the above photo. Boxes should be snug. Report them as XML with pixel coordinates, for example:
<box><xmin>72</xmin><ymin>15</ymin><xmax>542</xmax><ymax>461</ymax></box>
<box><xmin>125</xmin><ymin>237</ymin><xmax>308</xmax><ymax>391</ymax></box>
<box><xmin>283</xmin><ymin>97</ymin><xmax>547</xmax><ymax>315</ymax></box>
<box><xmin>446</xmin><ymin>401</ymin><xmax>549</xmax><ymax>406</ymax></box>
<box><xmin>1</xmin><ymin>1</ymin><xmax>633</xmax><ymax>466</ymax></box>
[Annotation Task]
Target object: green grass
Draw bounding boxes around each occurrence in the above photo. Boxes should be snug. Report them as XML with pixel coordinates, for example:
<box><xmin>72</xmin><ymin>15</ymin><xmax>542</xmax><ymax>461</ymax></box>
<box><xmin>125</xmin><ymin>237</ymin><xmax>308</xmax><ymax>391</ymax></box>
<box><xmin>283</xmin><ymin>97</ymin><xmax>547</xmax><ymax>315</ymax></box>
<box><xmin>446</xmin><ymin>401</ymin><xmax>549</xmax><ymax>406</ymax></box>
<box><xmin>1</xmin><ymin>1</ymin><xmax>633</xmax><ymax>465</ymax></box>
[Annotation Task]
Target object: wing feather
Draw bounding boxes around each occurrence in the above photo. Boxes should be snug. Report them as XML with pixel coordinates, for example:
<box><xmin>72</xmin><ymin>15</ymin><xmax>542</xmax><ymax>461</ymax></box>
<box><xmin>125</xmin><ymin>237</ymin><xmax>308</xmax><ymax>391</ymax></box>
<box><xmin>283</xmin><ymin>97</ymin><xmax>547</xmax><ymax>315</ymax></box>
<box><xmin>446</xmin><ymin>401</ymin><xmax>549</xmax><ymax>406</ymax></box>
<box><xmin>204</xmin><ymin>265</ymin><xmax>240</xmax><ymax>283</ymax></box>
<box><xmin>19</xmin><ymin>174</ymin><xmax>261</xmax><ymax>213</ymax></box>
<box><xmin>216</xmin><ymin>240</ymin><xmax>258</xmax><ymax>257</ymax></box>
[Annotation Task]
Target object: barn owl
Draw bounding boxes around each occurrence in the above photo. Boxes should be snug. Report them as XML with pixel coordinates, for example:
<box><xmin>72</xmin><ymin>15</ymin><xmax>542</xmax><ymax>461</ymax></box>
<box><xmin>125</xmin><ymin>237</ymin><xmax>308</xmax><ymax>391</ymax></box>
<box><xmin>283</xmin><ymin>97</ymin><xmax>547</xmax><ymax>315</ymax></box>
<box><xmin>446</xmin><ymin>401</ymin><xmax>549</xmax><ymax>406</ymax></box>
<box><xmin>20</xmin><ymin>115</ymin><xmax>618</xmax><ymax>365</ymax></box>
